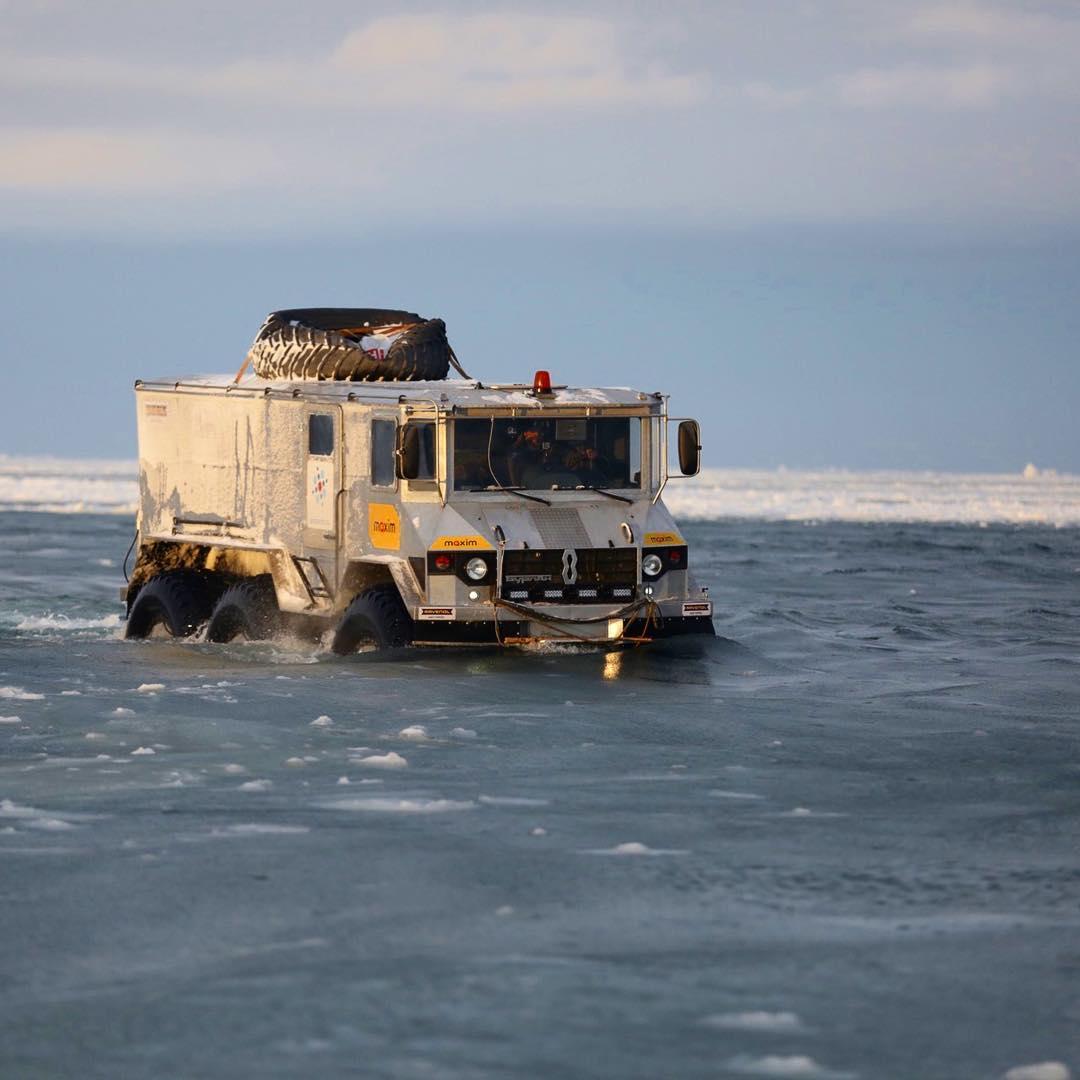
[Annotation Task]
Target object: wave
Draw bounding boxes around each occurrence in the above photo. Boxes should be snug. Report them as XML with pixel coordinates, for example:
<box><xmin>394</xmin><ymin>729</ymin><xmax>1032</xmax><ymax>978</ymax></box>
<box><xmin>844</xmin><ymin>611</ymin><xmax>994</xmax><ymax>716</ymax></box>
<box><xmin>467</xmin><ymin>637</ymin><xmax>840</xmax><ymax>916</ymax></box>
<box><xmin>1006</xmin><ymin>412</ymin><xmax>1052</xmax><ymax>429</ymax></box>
<box><xmin>2</xmin><ymin>456</ymin><xmax>1079</xmax><ymax>525</ymax></box>
<box><xmin>11</xmin><ymin>612</ymin><xmax>123</xmax><ymax>633</ymax></box>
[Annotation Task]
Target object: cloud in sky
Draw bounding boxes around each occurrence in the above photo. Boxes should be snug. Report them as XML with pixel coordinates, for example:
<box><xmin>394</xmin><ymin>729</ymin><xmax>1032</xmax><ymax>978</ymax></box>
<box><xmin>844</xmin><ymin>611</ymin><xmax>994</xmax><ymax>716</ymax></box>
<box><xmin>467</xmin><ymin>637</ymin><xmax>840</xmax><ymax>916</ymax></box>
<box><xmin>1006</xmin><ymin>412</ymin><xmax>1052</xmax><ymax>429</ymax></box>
<box><xmin>1</xmin><ymin>2</ymin><xmax>1078</xmax><ymax>230</ymax></box>
<box><xmin>834</xmin><ymin>63</ymin><xmax>1013</xmax><ymax>109</ymax></box>
<box><xmin>1</xmin><ymin>14</ymin><xmax>705</xmax><ymax>114</ymax></box>
<box><xmin>0</xmin><ymin>129</ymin><xmax>279</xmax><ymax>191</ymax></box>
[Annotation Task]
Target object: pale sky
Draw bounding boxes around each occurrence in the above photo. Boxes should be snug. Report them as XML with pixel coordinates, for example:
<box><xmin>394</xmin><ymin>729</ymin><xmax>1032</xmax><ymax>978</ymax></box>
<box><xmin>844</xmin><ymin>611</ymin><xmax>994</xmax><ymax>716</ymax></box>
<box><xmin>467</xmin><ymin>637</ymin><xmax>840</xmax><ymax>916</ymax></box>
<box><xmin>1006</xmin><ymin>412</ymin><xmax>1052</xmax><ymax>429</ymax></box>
<box><xmin>2</xmin><ymin>1</ymin><xmax>1079</xmax><ymax>232</ymax></box>
<box><xmin>1</xmin><ymin>2</ymin><xmax>1078</xmax><ymax>471</ymax></box>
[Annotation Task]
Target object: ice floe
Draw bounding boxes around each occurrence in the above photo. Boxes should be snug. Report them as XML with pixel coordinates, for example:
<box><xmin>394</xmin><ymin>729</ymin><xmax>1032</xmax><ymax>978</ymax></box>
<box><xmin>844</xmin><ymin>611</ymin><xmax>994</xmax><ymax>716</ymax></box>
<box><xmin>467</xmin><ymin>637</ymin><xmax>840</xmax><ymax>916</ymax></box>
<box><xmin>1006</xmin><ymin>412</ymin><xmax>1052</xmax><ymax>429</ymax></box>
<box><xmin>478</xmin><ymin>795</ymin><xmax>550</xmax><ymax>807</ymax></box>
<box><xmin>1004</xmin><ymin>1065</ymin><xmax>1072</xmax><ymax>1080</ymax></box>
<box><xmin>238</xmin><ymin>779</ymin><xmax>273</xmax><ymax>792</ymax></box>
<box><xmin>0</xmin><ymin>686</ymin><xmax>44</xmax><ymax>701</ymax></box>
<box><xmin>310</xmin><ymin>715</ymin><xmax>334</xmax><ymax>728</ymax></box>
<box><xmin>397</xmin><ymin>725</ymin><xmax>429</xmax><ymax>740</ymax></box>
<box><xmin>581</xmin><ymin>841</ymin><xmax>689</xmax><ymax>856</ymax></box>
<box><xmin>701</xmin><ymin>1011</ymin><xmax>805</xmax><ymax>1033</ymax></box>
<box><xmin>725</xmin><ymin>1054</ymin><xmax>854</xmax><ymax>1079</ymax></box>
<box><xmin>0</xmin><ymin>715</ymin><xmax>21</xmax><ymax>724</ymax></box>
<box><xmin>211</xmin><ymin>824</ymin><xmax>310</xmax><ymax>836</ymax></box>
<box><xmin>354</xmin><ymin>751</ymin><xmax>408</xmax><ymax>769</ymax></box>
<box><xmin>0</xmin><ymin>798</ymin><xmax>97</xmax><ymax>830</ymax></box>
<box><xmin>321</xmin><ymin>797</ymin><xmax>474</xmax><ymax>814</ymax></box>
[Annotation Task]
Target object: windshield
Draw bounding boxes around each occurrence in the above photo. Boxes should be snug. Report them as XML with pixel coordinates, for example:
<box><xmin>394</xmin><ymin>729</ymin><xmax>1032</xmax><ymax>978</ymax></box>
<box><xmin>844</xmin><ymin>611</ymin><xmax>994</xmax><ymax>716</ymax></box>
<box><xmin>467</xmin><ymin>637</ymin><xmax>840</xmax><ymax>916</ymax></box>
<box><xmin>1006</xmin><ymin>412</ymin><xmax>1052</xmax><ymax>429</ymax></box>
<box><xmin>453</xmin><ymin>417</ymin><xmax>642</xmax><ymax>491</ymax></box>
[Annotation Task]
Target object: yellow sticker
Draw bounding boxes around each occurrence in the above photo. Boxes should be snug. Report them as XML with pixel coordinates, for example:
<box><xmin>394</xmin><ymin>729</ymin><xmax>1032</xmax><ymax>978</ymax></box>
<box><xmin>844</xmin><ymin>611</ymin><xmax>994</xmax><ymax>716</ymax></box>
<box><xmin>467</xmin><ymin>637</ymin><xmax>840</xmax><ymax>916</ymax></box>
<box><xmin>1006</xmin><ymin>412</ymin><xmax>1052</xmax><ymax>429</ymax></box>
<box><xmin>643</xmin><ymin>531</ymin><xmax>684</xmax><ymax>546</ymax></box>
<box><xmin>430</xmin><ymin>535</ymin><xmax>494</xmax><ymax>551</ymax></box>
<box><xmin>368</xmin><ymin>503</ymin><xmax>401</xmax><ymax>550</ymax></box>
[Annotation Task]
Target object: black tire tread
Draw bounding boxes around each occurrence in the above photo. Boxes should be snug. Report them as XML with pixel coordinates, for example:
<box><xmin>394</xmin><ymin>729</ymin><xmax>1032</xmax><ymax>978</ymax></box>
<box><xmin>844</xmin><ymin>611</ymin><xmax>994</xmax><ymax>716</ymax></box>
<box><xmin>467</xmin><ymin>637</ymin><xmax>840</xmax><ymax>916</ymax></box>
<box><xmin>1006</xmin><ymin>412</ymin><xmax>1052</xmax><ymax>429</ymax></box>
<box><xmin>331</xmin><ymin>586</ymin><xmax>413</xmax><ymax>654</ymax></box>
<box><xmin>249</xmin><ymin>315</ymin><xmax>454</xmax><ymax>382</ymax></box>
<box><xmin>124</xmin><ymin>571</ymin><xmax>218</xmax><ymax>639</ymax></box>
<box><xmin>206</xmin><ymin>576</ymin><xmax>279</xmax><ymax>643</ymax></box>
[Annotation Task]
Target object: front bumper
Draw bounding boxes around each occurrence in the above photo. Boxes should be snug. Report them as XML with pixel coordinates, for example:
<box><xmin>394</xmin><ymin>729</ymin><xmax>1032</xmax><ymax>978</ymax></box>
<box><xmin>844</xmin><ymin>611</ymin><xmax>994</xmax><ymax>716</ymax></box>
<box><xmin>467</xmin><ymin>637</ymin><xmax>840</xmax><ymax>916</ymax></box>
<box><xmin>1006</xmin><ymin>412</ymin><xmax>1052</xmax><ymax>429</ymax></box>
<box><xmin>410</xmin><ymin>599</ymin><xmax>715</xmax><ymax>646</ymax></box>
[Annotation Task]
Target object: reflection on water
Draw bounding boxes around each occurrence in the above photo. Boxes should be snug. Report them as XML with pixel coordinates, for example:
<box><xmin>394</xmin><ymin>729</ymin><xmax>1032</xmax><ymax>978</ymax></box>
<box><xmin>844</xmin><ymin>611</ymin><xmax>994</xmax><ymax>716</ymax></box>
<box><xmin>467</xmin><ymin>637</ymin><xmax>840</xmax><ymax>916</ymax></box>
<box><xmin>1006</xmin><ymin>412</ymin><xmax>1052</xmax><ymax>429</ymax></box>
<box><xmin>602</xmin><ymin>649</ymin><xmax>624</xmax><ymax>681</ymax></box>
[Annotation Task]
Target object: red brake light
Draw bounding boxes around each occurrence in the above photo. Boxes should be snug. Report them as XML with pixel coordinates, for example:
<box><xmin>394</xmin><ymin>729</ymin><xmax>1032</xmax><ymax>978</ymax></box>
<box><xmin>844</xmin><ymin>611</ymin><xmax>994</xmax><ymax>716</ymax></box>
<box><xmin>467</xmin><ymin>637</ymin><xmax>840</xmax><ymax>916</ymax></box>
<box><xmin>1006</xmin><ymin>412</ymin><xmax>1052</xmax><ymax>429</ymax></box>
<box><xmin>668</xmin><ymin>548</ymin><xmax>683</xmax><ymax>565</ymax></box>
<box><xmin>434</xmin><ymin>554</ymin><xmax>453</xmax><ymax>571</ymax></box>
<box><xmin>533</xmin><ymin>370</ymin><xmax>552</xmax><ymax>394</ymax></box>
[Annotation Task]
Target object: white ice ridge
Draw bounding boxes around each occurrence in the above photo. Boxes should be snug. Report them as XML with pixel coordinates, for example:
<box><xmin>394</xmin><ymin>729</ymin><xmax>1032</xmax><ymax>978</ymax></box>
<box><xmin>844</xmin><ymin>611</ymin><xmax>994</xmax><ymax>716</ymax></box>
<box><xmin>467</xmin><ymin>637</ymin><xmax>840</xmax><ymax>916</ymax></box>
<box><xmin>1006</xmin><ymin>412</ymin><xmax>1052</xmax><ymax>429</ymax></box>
<box><xmin>664</xmin><ymin>466</ymin><xmax>1080</xmax><ymax>526</ymax></box>
<box><xmin>0</xmin><ymin>455</ymin><xmax>138</xmax><ymax>514</ymax></box>
<box><xmin>4</xmin><ymin>455</ymin><xmax>1080</xmax><ymax>525</ymax></box>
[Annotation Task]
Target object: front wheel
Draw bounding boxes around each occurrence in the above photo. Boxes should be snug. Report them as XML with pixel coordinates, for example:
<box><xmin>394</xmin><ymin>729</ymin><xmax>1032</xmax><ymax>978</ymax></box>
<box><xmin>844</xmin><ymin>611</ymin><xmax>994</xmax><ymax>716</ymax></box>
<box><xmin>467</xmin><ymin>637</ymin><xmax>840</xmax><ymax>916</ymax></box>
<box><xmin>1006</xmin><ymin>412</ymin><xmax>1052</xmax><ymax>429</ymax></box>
<box><xmin>206</xmin><ymin>576</ymin><xmax>279</xmax><ymax>643</ymax></box>
<box><xmin>125</xmin><ymin>571</ymin><xmax>217</xmax><ymax>639</ymax></box>
<box><xmin>331</xmin><ymin>586</ymin><xmax>413</xmax><ymax>654</ymax></box>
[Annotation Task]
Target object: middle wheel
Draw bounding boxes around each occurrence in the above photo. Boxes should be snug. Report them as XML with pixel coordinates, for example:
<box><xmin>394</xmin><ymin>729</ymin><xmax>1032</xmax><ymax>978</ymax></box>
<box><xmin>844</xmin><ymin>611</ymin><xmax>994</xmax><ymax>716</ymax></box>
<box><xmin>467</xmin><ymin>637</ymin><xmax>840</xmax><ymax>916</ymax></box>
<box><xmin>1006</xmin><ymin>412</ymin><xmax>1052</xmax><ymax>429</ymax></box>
<box><xmin>206</xmin><ymin>576</ymin><xmax>280</xmax><ymax>643</ymax></box>
<box><xmin>331</xmin><ymin>585</ymin><xmax>414</xmax><ymax>654</ymax></box>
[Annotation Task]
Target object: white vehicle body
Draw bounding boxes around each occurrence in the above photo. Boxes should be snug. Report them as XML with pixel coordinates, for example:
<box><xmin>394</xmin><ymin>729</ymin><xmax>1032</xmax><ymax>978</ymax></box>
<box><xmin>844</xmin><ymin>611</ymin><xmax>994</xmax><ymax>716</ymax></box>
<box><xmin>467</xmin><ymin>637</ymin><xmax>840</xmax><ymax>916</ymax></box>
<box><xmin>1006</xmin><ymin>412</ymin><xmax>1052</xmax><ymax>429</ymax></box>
<box><xmin>127</xmin><ymin>371</ymin><xmax>713</xmax><ymax>647</ymax></box>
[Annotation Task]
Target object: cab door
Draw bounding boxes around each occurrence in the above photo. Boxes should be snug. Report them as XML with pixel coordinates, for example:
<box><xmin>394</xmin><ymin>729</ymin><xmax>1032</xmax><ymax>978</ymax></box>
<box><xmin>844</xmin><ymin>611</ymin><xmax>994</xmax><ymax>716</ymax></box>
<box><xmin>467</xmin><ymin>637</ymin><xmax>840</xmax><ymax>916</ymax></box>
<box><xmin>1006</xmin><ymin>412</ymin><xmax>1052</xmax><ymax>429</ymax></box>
<box><xmin>302</xmin><ymin>409</ymin><xmax>340</xmax><ymax>593</ymax></box>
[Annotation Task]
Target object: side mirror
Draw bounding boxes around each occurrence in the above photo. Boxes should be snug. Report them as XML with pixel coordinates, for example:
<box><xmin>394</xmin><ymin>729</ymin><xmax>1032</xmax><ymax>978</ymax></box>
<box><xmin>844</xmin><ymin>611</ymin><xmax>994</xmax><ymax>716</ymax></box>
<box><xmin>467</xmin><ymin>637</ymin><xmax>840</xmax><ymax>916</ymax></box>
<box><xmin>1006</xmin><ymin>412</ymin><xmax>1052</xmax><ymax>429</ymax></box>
<box><xmin>677</xmin><ymin>420</ymin><xmax>701</xmax><ymax>476</ymax></box>
<box><xmin>397</xmin><ymin>424</ymin><xmax>420</xmax><ymax>480</ymax></box>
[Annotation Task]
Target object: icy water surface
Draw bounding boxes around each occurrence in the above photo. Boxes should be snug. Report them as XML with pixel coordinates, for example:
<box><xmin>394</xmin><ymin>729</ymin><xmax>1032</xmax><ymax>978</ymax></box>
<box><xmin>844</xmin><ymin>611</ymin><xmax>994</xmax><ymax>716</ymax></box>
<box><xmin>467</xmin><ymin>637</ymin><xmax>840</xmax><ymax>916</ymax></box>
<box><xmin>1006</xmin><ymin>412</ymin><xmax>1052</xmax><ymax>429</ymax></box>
<box><xmin>1</xmin><ymin>511</ymin><xmax>1079</xmax><ymax>1079</ymax></box>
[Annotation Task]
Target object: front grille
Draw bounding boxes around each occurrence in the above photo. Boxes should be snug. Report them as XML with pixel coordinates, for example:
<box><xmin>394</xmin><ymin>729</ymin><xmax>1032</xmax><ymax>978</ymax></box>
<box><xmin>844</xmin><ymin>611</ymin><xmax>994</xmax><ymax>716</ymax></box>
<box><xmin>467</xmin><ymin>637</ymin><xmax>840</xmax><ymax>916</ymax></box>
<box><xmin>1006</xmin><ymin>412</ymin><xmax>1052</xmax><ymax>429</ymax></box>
<box><xmin>501</xmin><ymin>548</ymin><xmax>637</xmax><ymax>604</ymax></box>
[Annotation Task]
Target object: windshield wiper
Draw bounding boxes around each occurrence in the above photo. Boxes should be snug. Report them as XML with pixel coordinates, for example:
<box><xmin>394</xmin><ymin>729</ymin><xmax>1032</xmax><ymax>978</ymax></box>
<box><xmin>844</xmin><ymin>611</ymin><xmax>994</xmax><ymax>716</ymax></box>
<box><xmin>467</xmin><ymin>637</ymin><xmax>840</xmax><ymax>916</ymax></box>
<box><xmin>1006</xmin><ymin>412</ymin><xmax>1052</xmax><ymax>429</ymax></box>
<box><xmin>549</xmin><ymin>484</ymin><xmax>634</xmax><ymax>505</ymax></box>
<box><xmin>469</xmin><ymin>485</ymin><xmax>552</xmax><ymax>507</ymax></box>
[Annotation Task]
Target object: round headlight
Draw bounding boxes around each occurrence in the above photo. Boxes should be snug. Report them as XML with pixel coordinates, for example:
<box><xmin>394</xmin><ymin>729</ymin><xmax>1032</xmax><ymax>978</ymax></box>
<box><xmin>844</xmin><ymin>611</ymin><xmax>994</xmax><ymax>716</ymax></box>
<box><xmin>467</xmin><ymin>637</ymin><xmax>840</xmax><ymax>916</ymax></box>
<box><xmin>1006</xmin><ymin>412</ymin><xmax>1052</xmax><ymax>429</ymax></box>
<box><xmin>465</xmin><ymin>556</ymin><xmax>489</xmax><ymax>582</ymax></box>
<box><xmin>642</xmin><ymin>553</ymin><xmax>663</xmax><ymax>578</ymax></box>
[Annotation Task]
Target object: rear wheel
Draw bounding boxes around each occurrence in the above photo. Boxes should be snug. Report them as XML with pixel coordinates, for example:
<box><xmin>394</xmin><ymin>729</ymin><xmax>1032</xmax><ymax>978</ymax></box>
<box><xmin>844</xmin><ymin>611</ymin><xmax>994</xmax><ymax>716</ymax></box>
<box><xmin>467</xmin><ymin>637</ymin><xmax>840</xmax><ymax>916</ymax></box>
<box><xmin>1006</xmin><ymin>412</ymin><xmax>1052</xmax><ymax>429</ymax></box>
<box><xmin>206</xmin><ymin>576</ymin><xmax>279</xmax><ymax>643</ymax></box>
<box><xmin>125</xmin><ymin>571</ymin><xmax>217</xmax><ymax>639</ymax></box>
<box><xmin>332</xmin><ymin>586</ymin><xmax>413</xmax><ymax>654</ymax></box>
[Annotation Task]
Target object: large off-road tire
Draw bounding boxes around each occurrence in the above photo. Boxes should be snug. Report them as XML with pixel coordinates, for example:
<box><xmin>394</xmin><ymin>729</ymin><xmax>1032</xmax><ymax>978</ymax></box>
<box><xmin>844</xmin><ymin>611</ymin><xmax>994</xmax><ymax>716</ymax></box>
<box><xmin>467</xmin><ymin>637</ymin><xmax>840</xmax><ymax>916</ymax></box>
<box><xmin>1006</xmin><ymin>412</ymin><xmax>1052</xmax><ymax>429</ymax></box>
<box><xmin>206</xmin><ymin>576</ymin><xmax>279</xmax><ymax>643</ymax></box>
<box><xmin>331</xmin><ymin>586</ymin><xmax>414</xmax><ymax>654</ymax></box>
<box><xmin>246</xmin><ymin>309</ymin><xmax>467</xmax><ymax>382</ymax></box>
<box><xmin>124</xmin><ymin>571</ymin><xmax>218</xmax><ymax>640</ymax></box>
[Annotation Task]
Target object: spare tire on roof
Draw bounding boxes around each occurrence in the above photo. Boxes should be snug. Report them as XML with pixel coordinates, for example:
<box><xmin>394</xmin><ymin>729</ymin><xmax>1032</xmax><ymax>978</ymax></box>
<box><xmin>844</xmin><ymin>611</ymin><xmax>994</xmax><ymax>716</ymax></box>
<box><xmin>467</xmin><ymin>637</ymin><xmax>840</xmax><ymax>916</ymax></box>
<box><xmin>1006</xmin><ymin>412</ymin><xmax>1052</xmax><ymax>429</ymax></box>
<box><xmin>243</xmin><ymin>307</ymin><xmax>469</xmax><ymax>382</ymax></box>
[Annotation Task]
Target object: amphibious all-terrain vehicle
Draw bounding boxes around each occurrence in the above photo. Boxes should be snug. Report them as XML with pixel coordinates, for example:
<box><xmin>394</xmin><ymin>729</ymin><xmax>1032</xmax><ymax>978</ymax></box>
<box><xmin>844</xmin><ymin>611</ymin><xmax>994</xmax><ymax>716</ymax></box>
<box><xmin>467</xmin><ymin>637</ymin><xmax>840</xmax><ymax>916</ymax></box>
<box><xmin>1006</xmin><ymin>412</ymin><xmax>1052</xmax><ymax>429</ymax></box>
<box><xmin>123</xmin><ymin>308</ymin><xmax>713</xmax><ymax>652</ymax></box>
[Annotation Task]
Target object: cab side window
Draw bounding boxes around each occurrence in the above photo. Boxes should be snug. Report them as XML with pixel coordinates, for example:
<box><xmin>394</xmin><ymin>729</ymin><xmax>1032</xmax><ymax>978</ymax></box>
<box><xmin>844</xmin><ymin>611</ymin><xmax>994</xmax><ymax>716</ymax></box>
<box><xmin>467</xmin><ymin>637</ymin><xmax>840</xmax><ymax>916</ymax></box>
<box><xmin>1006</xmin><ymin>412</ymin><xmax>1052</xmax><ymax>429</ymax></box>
<box><xmin>411</xmin><ymin>422</ymin><xmax>436</xmax><ymax>481</ymax></box>
<box><xmin>309</xmin><ymin>414</ymin><xmax>334</xmax><ymax>456</ymax></box>
<box><xmin>372</xmin><ymin>418</ymin><xmax>396</xmax><ymax>487</ymax></box>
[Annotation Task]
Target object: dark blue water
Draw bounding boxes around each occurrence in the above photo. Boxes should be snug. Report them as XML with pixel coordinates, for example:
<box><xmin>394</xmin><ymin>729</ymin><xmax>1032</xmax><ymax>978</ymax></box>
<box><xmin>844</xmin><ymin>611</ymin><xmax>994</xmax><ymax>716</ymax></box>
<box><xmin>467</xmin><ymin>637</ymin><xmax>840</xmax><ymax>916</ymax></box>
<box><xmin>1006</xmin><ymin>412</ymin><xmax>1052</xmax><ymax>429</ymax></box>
<box><xmin>2</xmin><ymin>512</ymin><xmax>1078</xmax><ymax>1079</ymax></box>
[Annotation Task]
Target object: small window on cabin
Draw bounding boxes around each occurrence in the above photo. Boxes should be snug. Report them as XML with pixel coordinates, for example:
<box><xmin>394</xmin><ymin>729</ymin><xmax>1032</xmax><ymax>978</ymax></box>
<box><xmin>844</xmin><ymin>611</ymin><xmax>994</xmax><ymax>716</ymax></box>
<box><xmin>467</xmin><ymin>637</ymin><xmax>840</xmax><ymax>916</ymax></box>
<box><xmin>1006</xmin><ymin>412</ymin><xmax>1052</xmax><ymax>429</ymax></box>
<box><xmin>308</xmin><ymin>414</ymin><xmax>334</xmax><ymax>457</ymax></box>
<box><xmin>410</xmin><ymin>421</ymin><xmax>437</xmax><ymax>482</ymax></box>
<box><xmin>371</xmin><ymin>418</ymin><xmax>396</xmax><ymax>487</ymax></box>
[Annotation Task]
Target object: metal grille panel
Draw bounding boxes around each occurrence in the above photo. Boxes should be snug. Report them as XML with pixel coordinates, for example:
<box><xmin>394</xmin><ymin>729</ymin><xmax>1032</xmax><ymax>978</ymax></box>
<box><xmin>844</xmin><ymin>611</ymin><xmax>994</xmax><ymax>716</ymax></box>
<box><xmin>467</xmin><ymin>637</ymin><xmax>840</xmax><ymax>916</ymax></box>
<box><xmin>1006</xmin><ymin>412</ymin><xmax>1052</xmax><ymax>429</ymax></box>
<box><xmin>501</xmin><ymin>548</ymin><xmax>637</xmax><ymax>604</ymax></box>
<box><xmin>529</xmin><ymin>509</ymin><xmax>591</xmax><ymax>549</ymax></box>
